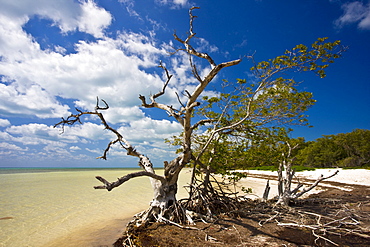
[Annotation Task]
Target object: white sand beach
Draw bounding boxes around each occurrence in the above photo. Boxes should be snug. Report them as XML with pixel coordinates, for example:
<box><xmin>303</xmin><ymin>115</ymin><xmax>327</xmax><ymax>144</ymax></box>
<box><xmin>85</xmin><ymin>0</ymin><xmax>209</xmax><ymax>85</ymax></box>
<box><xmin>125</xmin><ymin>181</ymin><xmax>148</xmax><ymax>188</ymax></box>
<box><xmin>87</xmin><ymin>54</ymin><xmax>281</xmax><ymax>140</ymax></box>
<box><xmin>235</xmin><ymin>168</ymin><xmax>370</xmax><ymax>199</ymax></box>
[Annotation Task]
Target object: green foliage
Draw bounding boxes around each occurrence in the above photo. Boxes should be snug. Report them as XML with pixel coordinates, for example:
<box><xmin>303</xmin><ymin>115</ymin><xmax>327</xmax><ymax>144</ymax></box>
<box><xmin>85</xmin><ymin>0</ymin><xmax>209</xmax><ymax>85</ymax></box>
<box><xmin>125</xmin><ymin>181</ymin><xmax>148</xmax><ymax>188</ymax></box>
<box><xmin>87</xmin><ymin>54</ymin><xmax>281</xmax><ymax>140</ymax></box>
<box><xmin>291</xmin><ymin>165</ymin><xmax>315</xmax><ymax>172</ymax></box>
<box><xmin>198</xmin><ymin>38</ymin><xmax>344</xmax><ymax>134</ymax></box>
<box><xmin>251</xmin><ymin>37</ymin><xmax>343</xmax><ymax>78</ymax></box>
<box><xmin>241</xmin><ymin>187</ymin><xmax>253</xmax><ymax>194</ymax></box>
<box><xmin>296</xmin><ymin>137</ymin><xmax>345</xmax><ymax>168</ymax></box>
<box><xmin>167</xmin><ymin>37</ymin><xmax>346</xmax><ymax>176</ymax></box>
<box><xmin>249</xmin><ymin>165</ymin><xmax>278</xmax><ymax>171</ymax></box>
<box><xmin>296</xmin><ymin>129</ymin><xmax>370</xmax><ymax>168</ymax></box>
<box><xmin>334</xmin><ymin>129</ymin><xmax>370</xmax><ymax>167</ymax></box>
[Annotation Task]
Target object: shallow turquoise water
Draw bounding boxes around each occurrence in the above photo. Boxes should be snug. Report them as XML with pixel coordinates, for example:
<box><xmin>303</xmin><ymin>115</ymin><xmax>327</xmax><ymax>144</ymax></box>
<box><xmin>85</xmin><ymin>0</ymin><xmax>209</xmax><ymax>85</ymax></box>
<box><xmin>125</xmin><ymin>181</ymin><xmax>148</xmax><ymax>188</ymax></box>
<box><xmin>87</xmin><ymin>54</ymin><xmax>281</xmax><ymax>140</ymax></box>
<box><xmin>0</xmin><ymin>168</ymin><xmax>192</xmax><ymax>247</ymax></box>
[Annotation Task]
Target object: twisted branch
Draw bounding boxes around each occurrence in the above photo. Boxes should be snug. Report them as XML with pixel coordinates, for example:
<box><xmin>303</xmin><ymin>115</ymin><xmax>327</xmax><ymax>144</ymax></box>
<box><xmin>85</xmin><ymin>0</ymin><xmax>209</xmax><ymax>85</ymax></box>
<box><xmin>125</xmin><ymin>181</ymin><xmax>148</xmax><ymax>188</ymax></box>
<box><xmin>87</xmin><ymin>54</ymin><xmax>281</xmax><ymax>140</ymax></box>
<box><xmin>54</xmin><ymin>97</ymin><xmax>140</xmax><ymax>160</ymax></box>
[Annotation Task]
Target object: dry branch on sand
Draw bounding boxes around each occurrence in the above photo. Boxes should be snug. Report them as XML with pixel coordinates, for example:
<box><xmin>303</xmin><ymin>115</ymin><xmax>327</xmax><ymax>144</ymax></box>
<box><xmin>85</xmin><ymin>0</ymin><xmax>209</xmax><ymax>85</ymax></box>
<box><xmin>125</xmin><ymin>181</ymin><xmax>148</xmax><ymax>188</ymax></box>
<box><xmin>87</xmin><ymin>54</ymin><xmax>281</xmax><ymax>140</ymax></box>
<box><xmin>114</xmin><ymin>183</ymin><xmax>370</xmax><ymax>247</ymax></box>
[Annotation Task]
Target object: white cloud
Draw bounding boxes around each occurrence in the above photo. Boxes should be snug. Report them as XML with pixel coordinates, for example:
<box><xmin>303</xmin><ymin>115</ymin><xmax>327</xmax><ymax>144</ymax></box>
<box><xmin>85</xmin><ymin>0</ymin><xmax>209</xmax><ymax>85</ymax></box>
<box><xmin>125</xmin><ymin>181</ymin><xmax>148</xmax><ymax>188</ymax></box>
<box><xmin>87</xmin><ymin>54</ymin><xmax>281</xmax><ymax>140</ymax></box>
<box><xmin>85</xmin><ymin>147</ymin><xmax>102</xmax><ymax>154</ymax></box>
<box><xmin>70</xmin><ymin>146</ymin><xmax>81</xmax><ymax>151</ymax></box>
<box><xmin>5</xmin><ymin>123</ymin><xmax>64</xmax><ymax>145</ymax></box>
<box><xmin>335</xmin><ymin>1</ymin><xmax>370</xmax><ymax>30</ymax></box>
<box><xmin>0</xmin><ymin>14</ymin><xmax>41</xmax><ymax>62</ymax></box>
<box><xmin>0</xmin><ymin>30</ymin><xmax>176</xmax><ymax>119</ymax></box>
<box><xmin>42</xmin><ymin>142</ymin><xmax>69</xmax><ymax>156</ymax></box>
<box><xmin>0</xmin><ymin>83</ymin><xmax>70</xmax><ymax>118</ymax></box>
<box><xmin>119</xmin><ymin>117</ymin><xmax>181</xmax><ymax>139</ymax></box>
<box><xmin>0</xmin><ymin>0</ymin><xmax>214</xmax><ymax>166</ymax></box>
<box><xmin>119</xmin><ymin>0</ymin><xmax>141</xmax><ymax>18</ymax></box>
<box><xmin>103</xmin><ymin>106</ymin><xmax>145</xmax><ymax>124</ymax></box>
<box><xmin>0</xmin><ymin>0</ymin><xmax>203</xmax><ymax>122</ymax></box>
<box><xmin>77</xmin><ymin>0</ymin><xmax>112</xmax><ymax>38</ymax></box>
<box><xmin>3</xmin><ymin>122</ymin><xmax>110</xmax><ymax>147</ymax></box>
<box><xmin>155</xmin><ymin>0</ymin><xmax>190</xmax><ymax>8</ymax></box>
<box><xmin>0</xmin><ymin>119</ymin><xmax>11</xmax><ymax>127</ymax></box>
<box><xmin>63</xmin><ymin>122</ymin><xmax>115</xmax><ymax>141</ymax></box>
<box><xmin>0</xmin><ymin>142</ymin><xmax>28</xmax><ymax>151</ymax></box>
<box><xmin>0</xmin><ymin>0</ymin><xmax>112</xmax><ymax>38</ymax></box>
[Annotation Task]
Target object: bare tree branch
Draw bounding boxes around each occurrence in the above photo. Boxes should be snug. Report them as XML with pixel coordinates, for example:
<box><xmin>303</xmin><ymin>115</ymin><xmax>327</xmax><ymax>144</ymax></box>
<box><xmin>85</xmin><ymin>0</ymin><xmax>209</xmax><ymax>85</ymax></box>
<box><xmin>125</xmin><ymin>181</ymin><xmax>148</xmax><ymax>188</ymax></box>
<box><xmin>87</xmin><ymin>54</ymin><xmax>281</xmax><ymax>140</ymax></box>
<box><xmin>153</xmin><ymin>61</ymin><xmax>173</xmax><ymax>100</ymax></box>
<box><xmin>293</xmin><ymin>170</ymin><xmax>339</xmax><ymax>198</ymax></box>
<box><xmin>191</xmin><ymin>119</ymin><xmax>216</xmax><ymax>130</ymax></box>
<box><xmin>54</xmin><ymin>97</ymin><xmax>141</xmax><ymax>160</ymax></box>
<box><xmin>55</xmin><ymin>7</ymin><xmax>245</xmax><ymax>228</ymax></box>
<box><xmin>173</xmin><ymin>8</ymin><xmax>216</xmax><ymax>67</ymax></box>
<box><xmin>175</xmin><ymin>92</ymin><xmax>186</xmax><ymax>108</ymax></box>
<box><xmin>139</xmin><ymin>62</ymin><xmax>185</xmax><ymax>126</ymax></box>
<box><xmin>95</xmin><ymin>171</ymin><xmax>166</xmax><ymax>191</ymax></box>
<box><xmin>95</xmin><ymin>97</ymin><xmax>109</xmax><ymax>110</ymax></box>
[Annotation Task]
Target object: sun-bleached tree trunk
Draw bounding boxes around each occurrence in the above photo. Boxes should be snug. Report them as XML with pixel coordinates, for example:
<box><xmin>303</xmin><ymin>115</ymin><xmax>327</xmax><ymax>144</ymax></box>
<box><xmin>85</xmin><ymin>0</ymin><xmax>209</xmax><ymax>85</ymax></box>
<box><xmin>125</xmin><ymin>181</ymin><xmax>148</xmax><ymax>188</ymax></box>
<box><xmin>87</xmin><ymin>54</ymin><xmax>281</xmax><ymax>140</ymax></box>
<box><xmin>276</xmin><ymin>142</ymin><xmax>339</xmax><ymax>205</ymax></box>
<box><xmin>54</xmin><ymin>7</ymin><xmax>241</xmax><ymax>224</ymax></box>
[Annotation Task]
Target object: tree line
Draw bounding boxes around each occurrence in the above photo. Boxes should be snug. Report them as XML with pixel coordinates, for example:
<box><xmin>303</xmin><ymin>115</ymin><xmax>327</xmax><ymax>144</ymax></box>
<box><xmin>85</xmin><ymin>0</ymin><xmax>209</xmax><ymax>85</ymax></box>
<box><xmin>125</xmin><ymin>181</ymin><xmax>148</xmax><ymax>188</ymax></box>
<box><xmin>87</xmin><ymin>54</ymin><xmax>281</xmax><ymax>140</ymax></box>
<box><xmin>296</xmin><ymin>128</ymin><xmax>370</xmax><ymax>168</ymax></box>
<box><xmin>193</xmin><ymin>128</ymin><xmax>370</xmax><ymax>175</ymax></box>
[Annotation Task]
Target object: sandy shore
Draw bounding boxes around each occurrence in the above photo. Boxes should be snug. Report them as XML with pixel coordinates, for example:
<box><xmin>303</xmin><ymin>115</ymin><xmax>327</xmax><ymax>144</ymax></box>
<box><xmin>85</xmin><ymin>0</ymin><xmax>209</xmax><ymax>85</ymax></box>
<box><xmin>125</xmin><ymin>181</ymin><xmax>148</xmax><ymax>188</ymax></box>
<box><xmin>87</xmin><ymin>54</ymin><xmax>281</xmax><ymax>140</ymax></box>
<box><xmin>235</xmin><ymin>168</ymin><xmax>370</xmax><ymax>199</ymax></box>
<box><xmin>40</xmin><ymin>169</ymin><xmax>193</xmax><ymax>247</ymax></box>
<box><xmin>43</xmin><ymin>168</ymin><xmax>370</xmax><ymax>246</ymax></box>
<box><xmin>243</xmin><ymin>168</ymin><xmax>370</xmax><ymax>186</ymax></box>
<box><xmin>42</xmin><ymin>216</ymin><xmax>133</xmax><ymax>247</ymax></box>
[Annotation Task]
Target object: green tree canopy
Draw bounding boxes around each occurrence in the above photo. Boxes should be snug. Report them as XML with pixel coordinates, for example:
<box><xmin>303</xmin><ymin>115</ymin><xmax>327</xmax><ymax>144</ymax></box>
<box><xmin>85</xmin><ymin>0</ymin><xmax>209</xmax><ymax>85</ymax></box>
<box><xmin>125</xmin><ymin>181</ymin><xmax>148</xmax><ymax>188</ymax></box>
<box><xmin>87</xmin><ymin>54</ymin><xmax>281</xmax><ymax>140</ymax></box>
<box><xmin>297</xmin><ymin>129</ymin><xmax>370</xmax><ymax>168</ymax></box>
<box><xmin>180</xmin><ymin>37</ymin><xmax>346</xmax><ymax>176</ymax></box>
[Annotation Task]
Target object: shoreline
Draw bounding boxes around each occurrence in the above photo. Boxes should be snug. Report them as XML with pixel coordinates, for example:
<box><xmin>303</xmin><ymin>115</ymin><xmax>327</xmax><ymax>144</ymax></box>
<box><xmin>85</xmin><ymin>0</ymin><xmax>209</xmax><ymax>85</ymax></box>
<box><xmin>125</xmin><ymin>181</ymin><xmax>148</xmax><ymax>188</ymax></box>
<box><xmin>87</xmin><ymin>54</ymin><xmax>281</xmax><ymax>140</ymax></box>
<box><xmin>241</xmin><ymin>168</ymin><xmax>370</xmax><ymax>186</ymax></box>
<box><xmin>42</xmin><ymin>215</ymin><xmax>135</xmax><ymax>247</ymax></box>
<box><xmin>40</xmin><ymin>169</ymin><xmax>370</xmax><ymax>246</ymax></box>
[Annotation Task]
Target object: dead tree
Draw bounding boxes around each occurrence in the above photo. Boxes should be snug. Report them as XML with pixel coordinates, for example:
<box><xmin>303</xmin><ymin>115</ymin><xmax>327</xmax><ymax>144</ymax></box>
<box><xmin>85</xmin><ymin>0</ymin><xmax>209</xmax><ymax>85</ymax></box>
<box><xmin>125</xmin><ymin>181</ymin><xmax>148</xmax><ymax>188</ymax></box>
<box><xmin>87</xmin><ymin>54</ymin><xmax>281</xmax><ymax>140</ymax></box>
<box><xmin>276</xmin><ymin>142</ymin><xmax>339</xmax><ymax>205</ymax></box>
<box><xmin>54</xmin><ymin>7</ymin><xmax>241</xmax><ymax>225</ymax></box>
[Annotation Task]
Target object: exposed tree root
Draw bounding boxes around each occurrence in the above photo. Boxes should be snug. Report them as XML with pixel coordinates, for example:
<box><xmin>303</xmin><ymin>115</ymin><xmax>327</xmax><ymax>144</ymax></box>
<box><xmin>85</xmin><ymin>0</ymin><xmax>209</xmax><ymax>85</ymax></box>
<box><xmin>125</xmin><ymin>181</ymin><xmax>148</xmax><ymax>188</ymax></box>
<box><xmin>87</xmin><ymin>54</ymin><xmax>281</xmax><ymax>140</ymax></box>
<box><xmin>117</xmin><ymin>191</ymin><xmax>369</xmax><ymax>246</ymax></box>
<box><xmin>113</xmin><ymin>172</ymin><xmax>370</xmax><ymax>247</ymax></box>
<box><xmin>245</xmin><ymin>198</ymin><xmax>370</xmax><ymax>247</ymax></box>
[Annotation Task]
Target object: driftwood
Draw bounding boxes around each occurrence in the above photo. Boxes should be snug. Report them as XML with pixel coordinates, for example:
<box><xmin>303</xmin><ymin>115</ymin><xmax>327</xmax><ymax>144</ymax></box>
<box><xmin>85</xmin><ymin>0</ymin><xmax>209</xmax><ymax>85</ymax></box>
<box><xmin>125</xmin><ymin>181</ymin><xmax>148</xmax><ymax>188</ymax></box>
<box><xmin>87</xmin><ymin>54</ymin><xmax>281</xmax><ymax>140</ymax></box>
<box><xmin>275</xmin><ymin>209</ymin><xmax>370</xmax><ymax>246</ymax></box>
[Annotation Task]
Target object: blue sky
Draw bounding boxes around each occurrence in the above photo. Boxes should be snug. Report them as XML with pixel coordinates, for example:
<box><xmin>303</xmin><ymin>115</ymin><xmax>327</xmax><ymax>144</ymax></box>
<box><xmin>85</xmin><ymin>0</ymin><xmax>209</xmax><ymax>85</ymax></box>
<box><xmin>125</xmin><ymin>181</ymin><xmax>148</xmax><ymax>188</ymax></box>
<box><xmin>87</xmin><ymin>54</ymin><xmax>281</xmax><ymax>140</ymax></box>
<box><xmin>0</xmin><ymin>0</ymin><xmax>369</xmax><ymax>168</ymax></box>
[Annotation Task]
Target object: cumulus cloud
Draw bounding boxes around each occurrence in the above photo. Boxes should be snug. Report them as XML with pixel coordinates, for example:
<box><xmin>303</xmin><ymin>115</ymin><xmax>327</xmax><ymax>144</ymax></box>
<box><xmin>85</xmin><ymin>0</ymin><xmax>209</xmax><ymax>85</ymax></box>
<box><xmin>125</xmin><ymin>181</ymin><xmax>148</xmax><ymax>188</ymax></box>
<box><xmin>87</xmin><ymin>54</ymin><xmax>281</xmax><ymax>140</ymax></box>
<box><xmin>5</xmin><ymin>123</ymin><xmax>65</xmax><ymax>145</ymax></box>
<box><xmin>0</xmin><ymin>30</ymin><xmax>175</xmax><ymax>119</ymax></box>
<box><xmin>0</xmin><ymin>119</ymin><xmax>11</xmax><ymax>127</ymax></box>
<box><xmin>0</xmin><ymin>122</ymin><xmax>110</xmax><ymax>165</ymax></box>
<box><xmin>0</xmin><ymin>83</ymin><xmax>70</xmax><ymax>118</ymax></box>
<box><xmin>0</xmin><ymin>0</ymin><xmax>213</xmax><ymax>166</ymax></box>
<box><xmin>114</xmin><ymin>117</ymin><xmax>182</xmax><ymax>153</ymax></box>
<box><xmin>77</xmin><ymin>0</ymin><xmax>112</xmax><ymax>37</ymax></box>
<box><xmin>335</xmin><ymin>1</ymin><xmax>370</xmax><ymax>30</ymax></box>
<box><xmin>0</xmin><ymin>0</ymin><xmax>111</xmax><ymax>38</ymax></box>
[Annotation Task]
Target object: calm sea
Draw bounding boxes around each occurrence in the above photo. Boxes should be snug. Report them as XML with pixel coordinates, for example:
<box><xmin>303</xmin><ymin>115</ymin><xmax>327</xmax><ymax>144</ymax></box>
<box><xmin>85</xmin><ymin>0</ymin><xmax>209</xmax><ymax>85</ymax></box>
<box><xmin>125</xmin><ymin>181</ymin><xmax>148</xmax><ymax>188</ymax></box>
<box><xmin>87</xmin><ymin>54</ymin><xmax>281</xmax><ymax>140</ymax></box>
<box><xmin>0</xmin><ymin>168</ymin><xmax>192</xmax><ymax>247</ymax></box>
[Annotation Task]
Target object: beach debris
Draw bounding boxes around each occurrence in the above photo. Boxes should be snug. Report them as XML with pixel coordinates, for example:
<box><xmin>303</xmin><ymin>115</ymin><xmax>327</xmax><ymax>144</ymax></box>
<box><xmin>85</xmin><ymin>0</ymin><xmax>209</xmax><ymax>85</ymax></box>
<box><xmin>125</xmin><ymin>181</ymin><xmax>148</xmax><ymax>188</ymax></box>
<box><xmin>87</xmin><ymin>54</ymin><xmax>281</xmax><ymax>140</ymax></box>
<box><xmin>0</xmin><ymin>216</ymin><xmax>14</xmax><ymax>220</ymax></box>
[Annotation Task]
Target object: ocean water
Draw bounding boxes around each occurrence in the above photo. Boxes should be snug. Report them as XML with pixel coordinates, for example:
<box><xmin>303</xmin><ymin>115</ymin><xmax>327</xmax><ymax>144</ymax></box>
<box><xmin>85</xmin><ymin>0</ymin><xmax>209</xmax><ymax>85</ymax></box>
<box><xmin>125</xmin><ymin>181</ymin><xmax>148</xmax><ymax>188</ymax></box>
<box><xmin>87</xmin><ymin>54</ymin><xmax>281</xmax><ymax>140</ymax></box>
<box><xmin>0</xmin><ymin>168</ymin><xmax>192</xmax><ymax>247</ymax></box>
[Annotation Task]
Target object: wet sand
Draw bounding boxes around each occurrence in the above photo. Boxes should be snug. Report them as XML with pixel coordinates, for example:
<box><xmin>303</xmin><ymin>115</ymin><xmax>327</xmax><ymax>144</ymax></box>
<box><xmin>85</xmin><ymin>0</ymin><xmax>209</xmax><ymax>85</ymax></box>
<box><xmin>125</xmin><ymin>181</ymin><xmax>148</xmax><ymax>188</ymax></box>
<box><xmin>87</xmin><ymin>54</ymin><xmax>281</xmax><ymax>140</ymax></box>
<box><xmin>0</xmin><ymin>168</ymin><xmax>192</xmax><ymax>247</ymax></box>
<box><xmin>43</xmin><ymin>217</ymin><xmax>132</xmax><ymax>247</ymax></box>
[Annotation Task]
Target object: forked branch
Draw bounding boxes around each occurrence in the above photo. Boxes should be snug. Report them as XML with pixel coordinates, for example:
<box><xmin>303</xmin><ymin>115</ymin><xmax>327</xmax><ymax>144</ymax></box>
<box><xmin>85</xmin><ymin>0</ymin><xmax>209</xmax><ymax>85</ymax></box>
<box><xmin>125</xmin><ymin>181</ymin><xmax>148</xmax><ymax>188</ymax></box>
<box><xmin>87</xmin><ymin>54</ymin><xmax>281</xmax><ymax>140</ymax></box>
<box><xmin>139</xmin><ymin>62</ymin><xmax>185</xmax><ymax>126</ymax></box>
<box><xmin>54</xmin><ymin>97</ymin><xmax>141</xmax><ymax>160</ymax></box>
